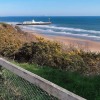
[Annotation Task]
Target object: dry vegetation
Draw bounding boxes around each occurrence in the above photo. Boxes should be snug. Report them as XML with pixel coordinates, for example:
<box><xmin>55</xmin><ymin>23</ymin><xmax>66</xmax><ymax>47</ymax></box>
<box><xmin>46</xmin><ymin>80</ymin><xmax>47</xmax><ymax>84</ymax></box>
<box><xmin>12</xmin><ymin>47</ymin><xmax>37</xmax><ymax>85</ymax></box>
<box><xmin>0</xmin><ymin>23</ymin><xmax>37</xmax><ymax>57</ymax></box>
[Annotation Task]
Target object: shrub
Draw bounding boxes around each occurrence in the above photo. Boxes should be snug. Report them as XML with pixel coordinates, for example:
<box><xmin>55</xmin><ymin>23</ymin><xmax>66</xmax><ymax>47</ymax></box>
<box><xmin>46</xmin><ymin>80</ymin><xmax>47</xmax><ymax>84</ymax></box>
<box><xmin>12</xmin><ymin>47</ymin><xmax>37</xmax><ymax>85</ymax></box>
<box><xmin>0</xmin><ymin>23</ymin><xmax>37</xmax><ymax>57</ymax></box>
<box><xmin>0</xmin><ymin>23</ymin><xmax>7</xmax><ymax>28</ymax></box>
<box><xmin>79</xmin><ymin>51</ymin><xmax>100</xmax><ymax>75</ymax></box>
<box><xmin>14</xmin><ymin>38</ymin><xmax>100</xmax><ymax>75</ymax></box>
<box><xmin>14</xmin><ymin>38</ymin><xmax>86</xmax><ymax>73</ymax></box>
<box><xmin>15</xmin><ymin>38</ymin><xmax>62</xmax><ymax>68</ymax></box>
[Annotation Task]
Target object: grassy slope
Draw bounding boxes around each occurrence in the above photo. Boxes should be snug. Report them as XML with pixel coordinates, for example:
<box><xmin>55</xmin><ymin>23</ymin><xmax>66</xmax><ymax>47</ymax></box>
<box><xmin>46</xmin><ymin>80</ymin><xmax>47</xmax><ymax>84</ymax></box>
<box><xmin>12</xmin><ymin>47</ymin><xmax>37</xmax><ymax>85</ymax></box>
<box><xmin>14</xmin><ymin>62</ymin><xmax>100</xmax><ymax>100</ymax></box>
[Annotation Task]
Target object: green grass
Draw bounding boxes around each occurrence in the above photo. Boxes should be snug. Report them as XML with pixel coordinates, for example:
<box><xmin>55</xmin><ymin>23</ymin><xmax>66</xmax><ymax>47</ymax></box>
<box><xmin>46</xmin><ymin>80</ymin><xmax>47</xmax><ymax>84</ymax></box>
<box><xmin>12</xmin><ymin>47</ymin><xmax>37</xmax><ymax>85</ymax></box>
<box><xmin>13</xmin><ymin>62</ymin><xmax>100</xmax><ymax>100</ymax></box>
<box><xmin>1</xmin><ymin>69</ymin><xmax>57</xmax><ymax>100</ymax></box>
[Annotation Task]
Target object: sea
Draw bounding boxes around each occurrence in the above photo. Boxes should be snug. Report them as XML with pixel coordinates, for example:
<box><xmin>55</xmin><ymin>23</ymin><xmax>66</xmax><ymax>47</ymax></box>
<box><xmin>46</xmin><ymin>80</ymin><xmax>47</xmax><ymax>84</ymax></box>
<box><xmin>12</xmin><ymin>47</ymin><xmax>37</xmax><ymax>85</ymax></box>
<box><xmin>0</xmin><ymin>16</ymin><xmax>100</xmax><ymax>42</ymax></box>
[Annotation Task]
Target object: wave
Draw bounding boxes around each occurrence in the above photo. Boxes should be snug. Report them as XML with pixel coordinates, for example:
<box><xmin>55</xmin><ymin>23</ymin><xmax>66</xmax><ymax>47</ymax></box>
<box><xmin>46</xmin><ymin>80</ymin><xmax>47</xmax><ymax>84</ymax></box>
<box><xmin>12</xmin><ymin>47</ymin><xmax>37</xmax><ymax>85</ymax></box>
<box><xmin>28</xmin><ymin>25</ymin><xmax>100</xmax><ymax>34</ymax></box>
<box><xmin>24</xmin><ymin>26</ymin><xmax>100</xmax><ymax>40</ymax></box>
<box><xmin>45</xmin><ymin>29</ymin><xmax>100</xmax><ymax>38</ymax></box>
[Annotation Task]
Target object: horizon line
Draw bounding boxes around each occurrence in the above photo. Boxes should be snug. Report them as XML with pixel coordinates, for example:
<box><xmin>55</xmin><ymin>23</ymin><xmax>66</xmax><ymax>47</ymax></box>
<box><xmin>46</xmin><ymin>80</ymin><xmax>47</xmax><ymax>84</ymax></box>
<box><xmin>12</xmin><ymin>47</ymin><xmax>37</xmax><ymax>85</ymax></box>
<box><xmin>1</xmin><ymin>15</ymin><xmax>100</xmax><ymax>17</ymax></box>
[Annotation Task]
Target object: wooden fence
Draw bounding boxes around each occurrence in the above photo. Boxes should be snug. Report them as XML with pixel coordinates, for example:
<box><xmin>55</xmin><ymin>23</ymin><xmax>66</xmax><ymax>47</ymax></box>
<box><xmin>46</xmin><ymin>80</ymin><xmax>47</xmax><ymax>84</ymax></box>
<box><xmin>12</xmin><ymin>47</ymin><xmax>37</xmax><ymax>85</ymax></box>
<box><xmin>0</xmin><ymin>58</ymin><xmax>86</xmax><ymax>100</ymax></box>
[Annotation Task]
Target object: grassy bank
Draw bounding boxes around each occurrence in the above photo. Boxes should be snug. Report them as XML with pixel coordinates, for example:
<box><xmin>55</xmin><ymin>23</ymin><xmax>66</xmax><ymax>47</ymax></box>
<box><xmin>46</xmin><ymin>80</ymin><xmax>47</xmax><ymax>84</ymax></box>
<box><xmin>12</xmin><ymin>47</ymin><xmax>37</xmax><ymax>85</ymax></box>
<box><xmin>14</xmin><ymin>62</ymin><xmax>100</xmax><ymax>100</ymax></box>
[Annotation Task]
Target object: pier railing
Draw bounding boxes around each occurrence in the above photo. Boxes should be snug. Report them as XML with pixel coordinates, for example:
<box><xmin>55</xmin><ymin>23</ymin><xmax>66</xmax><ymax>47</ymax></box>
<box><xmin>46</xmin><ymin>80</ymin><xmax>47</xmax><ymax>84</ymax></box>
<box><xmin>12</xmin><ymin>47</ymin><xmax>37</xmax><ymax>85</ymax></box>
<box><xmin>0</xmin><ymin>58</ymin><xmax>86</xmax><ymax>100</ymax></box>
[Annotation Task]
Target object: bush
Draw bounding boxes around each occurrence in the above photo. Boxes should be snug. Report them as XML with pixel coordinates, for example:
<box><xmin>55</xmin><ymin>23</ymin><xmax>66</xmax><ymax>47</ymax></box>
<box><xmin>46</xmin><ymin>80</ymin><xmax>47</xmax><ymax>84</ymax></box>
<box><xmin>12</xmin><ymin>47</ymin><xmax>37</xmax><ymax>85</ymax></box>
<box><xmin>0</xmin><ymin>23</ymin><xmax>7</xmax><ymax>28</ymax></box>
<box><xmin>0</xmin><ymin>23</ymin><xmax>37</xmax><ymax>57</ymax></box>
<box><xmin>79</xmin><ymin>51</ymin><xmax>100</xmax><ymax>75</ymax></box>
<box><xmin>14</xmin><ymin>38</ymin><xmax>100</xmax><ymax>75</ymax></box>
<box><xmin>15</xmin><ymin>38</ymin><xmax>62</xmax><ymax>67</ymax></box>
<box><xmin>14</xmin><ymin>38</ymin><xmax>87</xmax><ymax>74</ymax></box>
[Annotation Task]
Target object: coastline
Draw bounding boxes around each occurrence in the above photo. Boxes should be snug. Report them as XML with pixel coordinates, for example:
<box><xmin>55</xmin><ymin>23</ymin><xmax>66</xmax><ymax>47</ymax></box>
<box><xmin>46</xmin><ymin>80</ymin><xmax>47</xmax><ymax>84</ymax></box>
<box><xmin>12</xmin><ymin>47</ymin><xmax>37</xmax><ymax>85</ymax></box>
<box><xmin>21</xmin><ymin>28</ymin><xmax>100</xmax><ymax>52</ymax></box>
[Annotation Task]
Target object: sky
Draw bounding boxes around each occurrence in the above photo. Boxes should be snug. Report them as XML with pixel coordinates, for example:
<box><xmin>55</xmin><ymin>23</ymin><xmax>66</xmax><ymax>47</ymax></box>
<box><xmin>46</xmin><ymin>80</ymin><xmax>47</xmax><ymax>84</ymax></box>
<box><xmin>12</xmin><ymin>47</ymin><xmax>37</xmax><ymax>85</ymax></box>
<box><xmin>0</xmin><ymin>0</ymin><xmax>100</xmax><ymax>16</ymax></box>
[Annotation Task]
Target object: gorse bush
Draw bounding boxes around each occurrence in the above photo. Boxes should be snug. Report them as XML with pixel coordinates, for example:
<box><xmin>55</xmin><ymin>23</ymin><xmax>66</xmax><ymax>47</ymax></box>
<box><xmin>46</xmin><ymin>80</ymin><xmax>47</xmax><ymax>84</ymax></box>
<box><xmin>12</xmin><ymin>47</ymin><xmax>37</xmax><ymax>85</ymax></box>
<box><xmin>15</xmin><ymin>38</ymin><xmax>62</xmax><ymax>68</ymax></box>
<box><xmin>79</xmin><ymin>51</ymin><xmax>100</xmax><ymax>75</ymax></box>
<box><xmin>14</xmin><ymin>38</ymin><xmax>100</xmax><ymax>75</ymax></box>
<box><xmin>0</xmin><ymin>23</ymin><xmax>37</xmax><ymax>57</ymax></box>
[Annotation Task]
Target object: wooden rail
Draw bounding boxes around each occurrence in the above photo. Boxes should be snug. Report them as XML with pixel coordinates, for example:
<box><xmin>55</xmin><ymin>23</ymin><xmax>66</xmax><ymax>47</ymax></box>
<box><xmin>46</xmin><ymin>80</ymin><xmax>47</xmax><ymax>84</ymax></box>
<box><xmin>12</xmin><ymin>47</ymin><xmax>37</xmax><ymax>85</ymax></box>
<box><xmin>0</xmin><ymin>58</ymin><xmax>86</xmax><ymax>100</ymax></box>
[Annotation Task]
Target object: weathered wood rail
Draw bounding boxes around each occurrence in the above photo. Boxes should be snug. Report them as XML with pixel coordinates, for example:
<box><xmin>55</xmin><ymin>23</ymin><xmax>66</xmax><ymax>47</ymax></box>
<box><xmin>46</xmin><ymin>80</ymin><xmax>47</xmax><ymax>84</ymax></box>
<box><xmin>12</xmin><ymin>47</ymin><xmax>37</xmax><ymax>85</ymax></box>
<box><xmin>0</xmin><ymin>58</ymin><xmax>86</xmax><ymax>100</ymax></box>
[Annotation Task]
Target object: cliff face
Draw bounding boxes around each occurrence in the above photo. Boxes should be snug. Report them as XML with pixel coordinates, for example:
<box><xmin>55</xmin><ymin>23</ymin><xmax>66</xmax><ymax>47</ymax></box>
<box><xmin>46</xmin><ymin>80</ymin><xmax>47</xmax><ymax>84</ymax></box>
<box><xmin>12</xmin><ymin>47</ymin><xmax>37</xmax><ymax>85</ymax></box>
<box><xmin>0</xmin><ymin>23</ymin><xmax>36</xmax><ymax>57</ymax></box>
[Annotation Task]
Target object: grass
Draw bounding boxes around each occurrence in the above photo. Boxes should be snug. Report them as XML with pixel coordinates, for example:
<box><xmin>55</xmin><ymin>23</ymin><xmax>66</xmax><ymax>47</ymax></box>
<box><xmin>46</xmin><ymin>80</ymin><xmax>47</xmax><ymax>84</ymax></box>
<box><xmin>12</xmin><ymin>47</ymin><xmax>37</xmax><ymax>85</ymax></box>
<box><xmin>1</xmin><ymin>69</ymin><xmax>57</xmax><ymax>100</ymax></box>
<box><xmin>13</xmin><ymin>62</ymin><xmax>100</xmax><ymax>100</ymax></box>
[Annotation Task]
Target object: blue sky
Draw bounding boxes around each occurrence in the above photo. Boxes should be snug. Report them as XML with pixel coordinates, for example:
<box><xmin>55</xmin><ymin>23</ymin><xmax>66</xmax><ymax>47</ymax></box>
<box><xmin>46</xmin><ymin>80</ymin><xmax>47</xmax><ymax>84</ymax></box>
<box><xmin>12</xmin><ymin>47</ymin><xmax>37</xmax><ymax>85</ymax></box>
<box><xmin>0</xmin><ymin>0</ymin><xmax>100</xmax><ymax>16</ymax></box>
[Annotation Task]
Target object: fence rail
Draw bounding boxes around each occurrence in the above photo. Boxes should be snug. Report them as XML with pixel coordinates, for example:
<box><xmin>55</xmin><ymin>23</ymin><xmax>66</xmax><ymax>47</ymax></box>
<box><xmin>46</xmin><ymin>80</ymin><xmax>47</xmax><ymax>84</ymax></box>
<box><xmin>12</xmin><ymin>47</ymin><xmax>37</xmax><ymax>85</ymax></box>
<box><xmin>0</xmin><ymin>58</ymin><xmax>86</xmax><ymax>100</ymax></box>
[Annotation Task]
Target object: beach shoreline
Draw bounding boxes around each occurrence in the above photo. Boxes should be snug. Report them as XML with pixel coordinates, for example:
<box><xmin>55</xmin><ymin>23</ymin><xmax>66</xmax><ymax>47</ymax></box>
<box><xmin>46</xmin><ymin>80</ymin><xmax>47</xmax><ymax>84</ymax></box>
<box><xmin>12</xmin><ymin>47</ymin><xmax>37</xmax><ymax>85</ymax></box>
<box><xmin>21</xmin><ymin>27</ymin><xmax>100</xmax><ymax>52</ymax></box>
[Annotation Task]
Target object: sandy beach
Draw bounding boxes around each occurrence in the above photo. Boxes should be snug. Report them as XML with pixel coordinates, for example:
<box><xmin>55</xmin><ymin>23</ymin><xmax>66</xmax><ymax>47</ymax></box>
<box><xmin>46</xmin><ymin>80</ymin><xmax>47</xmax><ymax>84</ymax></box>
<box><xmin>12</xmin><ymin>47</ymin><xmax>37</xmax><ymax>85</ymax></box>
<box><xmin>23</xmin><ymin>29</ymin><xmax>100</xmax><ymax>52</ymax></box>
